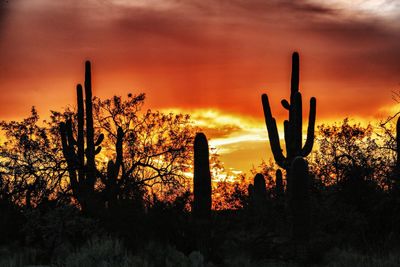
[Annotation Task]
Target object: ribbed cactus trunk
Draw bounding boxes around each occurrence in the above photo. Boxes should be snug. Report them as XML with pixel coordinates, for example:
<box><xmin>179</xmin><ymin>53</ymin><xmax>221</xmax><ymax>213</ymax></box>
<box><xmin>59</xmin><ymin>61</ymin><xmax>104</xmax><ymax>215</ymax></box>
<box><xmin>192</xmin><ymin>132</ymin><xmax>212</xmax><ymax>257</ymax></box>
<box><xmin>193</xmin><ymin>132</ymin><xmax>212</xmax><ymax>219</ymax></box>
<box><xmin>289</xmin><ymin>157</ymin><xmax>310</xmax><ymax>259</ymax></box>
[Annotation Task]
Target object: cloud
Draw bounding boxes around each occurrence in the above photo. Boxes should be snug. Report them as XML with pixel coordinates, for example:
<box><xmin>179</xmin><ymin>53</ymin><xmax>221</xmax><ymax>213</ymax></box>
<box><xmin>0</xmin><ymin>0</ymin><xmax>399</xmax><ymax>121</ymax></box>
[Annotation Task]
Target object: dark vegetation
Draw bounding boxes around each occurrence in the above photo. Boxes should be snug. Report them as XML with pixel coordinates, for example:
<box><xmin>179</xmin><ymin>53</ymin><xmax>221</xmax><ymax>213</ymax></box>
<box><xmin>1</xmin><ymin>53</ymin><xmax>400</xmax><ymax>266</ymax></box>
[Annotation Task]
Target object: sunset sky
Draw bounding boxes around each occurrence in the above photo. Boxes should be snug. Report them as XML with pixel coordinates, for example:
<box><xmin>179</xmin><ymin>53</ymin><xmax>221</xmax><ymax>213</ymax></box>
<box><xmin>0</xmin><ymin>0</ymin><xmax>399</xmax><ymax>173</ymax></box>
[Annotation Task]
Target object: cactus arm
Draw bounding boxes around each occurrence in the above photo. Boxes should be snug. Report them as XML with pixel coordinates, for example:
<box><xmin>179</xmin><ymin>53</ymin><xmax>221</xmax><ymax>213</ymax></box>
<box><xmin>94</xmin><ymin>146</ymin><xmax>102</xmax><ymax>155</ymax></box>
<box><xmin>59</xmin><ymin>122</ymin><xmax>71</xmax><ymax>159</ymax></box>
<box><xmin>65</xmin><ymin>119</ymin><xmax>77</xmax><ymax>152</ymax></box>
<box><xmin>261</xmin><ymin>94</ymin><xmax>286</xmax><ymax>168</ymax></box>
<box><xmin>59</xmin><ymin>122</ymin><xmax>79</xmax><ymax>193</ymax></box>
<box><xmin>94</xmin><ymin>134</ymin><xmax>104</xmax><ymax>146</ymax></box>
<box><xmin>281</xmin><ymin>99</ymin><xmax>290</xmax><ymax>110</ymax></box>
<box><xmin>301</xmin><ymin>97</ymin><xmax>316</xmax><ymax>157</ymax></box>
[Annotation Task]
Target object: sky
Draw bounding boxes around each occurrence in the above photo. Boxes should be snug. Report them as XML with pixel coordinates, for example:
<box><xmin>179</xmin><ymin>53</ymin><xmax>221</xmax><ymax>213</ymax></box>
<box><xmin>0</xmin><ymin>0</ymin><xmax>400</xmax><ymax>173</ymax></box>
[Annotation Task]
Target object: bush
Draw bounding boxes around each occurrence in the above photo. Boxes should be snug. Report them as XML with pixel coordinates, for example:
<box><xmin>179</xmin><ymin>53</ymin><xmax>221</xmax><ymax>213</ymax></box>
<box><xmin>0</xmin><ymin>247</ymin><xmax>39</xmax><ymax>267</ymax></box>
<box><xmin>63</xmin><ymin>236</ymin><xmax>134</xmax><ymax>267</ymax></box>
<box><xmin>324</xmin><ymin>248</ymin><xmax>400</xmax><ymax>267</ymax></box>
<box><xmin>62</xmin><ymin>236</ymin><xmax>211</xmax><ymax>267</ymax></box>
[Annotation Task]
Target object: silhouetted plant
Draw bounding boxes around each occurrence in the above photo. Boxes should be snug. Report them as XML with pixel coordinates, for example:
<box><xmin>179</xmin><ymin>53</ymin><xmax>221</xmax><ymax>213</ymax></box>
<box><xmin>193</xmin><ymin>132</ymin><xmax>212</xmax><ymax>219</ymax></box>
<box><xmin>261</xmin><ymin>52</ymin><xmax>315</xmax><ymax>244</ymax></box>
<box><xmin>92</xmin><ymin>94</ymin><xmax>195</xmax><ymax>206</ymax></box>
<box><xmin>261</xmin><ymin>52</ymin><xmax>316</xmax><ymax>194</ymax></box>
<box><xmin>59</xmin><ymin>61</ymin><xmax>105</xmax><ymax>215</ymax></box>
<box><xmin>0</xmin><ymin>107</ymin><xmax>65</xmax><ymax>208</ymax></box>
<box><xmin>249</xmin><ymin>173</ymin><xmax>267</xmax><ymax>211</ymax></box>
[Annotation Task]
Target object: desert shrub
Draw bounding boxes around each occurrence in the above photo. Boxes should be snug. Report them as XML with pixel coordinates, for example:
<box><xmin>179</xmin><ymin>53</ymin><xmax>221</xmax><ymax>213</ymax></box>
<box><xmin>62</xmin><ymin>236</ymin><xmax>211</xmax><ymax>267</ymax></box>
<box><xmin>0</xmin><ymin>247</ymin><xmax>39</xmax><ymax>267</ymax></box>
<box><xmin>23</xmin><ymin>203</ymin><xmax>101</xmax><ymax>261</ymax></box>
<box><xmin>63</xmin><ymin>235</ymin><xmax>134</xmax><ymax>267</ymax></box>
<box><xmin>324</xmin><ymin>248</ymin><xmax>400</xmax><ymax>267</ymax></box>
<box><xmin>133</xmin><ymin>242</ymin><xmax>209</xmax><ymax>267</ymax></box>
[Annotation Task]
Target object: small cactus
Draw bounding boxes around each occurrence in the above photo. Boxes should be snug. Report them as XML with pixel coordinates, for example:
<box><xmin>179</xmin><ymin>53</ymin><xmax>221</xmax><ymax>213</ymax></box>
<box><xmin>193</xmin><ymin>132</ymin><xmax>212</xmax><ymax>219</ymax></box>
<box><xmin>252</xmin><ymin>173</ymin><xmax>268</xmax><ymax>212</ymax></box>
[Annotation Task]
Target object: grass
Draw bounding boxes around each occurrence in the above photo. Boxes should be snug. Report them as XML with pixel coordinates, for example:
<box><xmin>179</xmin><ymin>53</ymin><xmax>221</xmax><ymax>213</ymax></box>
<box><xmin>2</xmin><ymin>238</ymin><xmax>400</xmax><ymax>267</ymax></box>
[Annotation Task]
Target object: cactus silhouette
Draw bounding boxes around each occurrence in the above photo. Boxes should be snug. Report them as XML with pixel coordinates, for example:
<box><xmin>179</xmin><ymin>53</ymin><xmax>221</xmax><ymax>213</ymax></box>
<box><xmin>59</xmin><ymin>61</ymin><xmax>105</xmax><ymax>214</ymax></box>
<box><xmin>253</xmin><ymin>173</ymin><xmax>267</xmax><ymax>209</ymax></box>
<box><xmin>261</xmin><ymin>52</ymin><xmax>316</xmax><ymax>194</ymax></box>
<box><xmin>193</xmin><ymin>132</ymin><xmax>212</xmax><ymax>219</ymax></box>
<box><xmin>103</xmin><ymin>126</ymin><xmax>124</xmax><ymax>210</ymax></box>
<box><xmin>261</xmin><ymin>52</ymin><xmax>316</xmax><ymax>167</ymax></box>
<box><xmin>261</xmin><ymin>52</ymin><xmax>314</xmax><ymax>251</ymax></box>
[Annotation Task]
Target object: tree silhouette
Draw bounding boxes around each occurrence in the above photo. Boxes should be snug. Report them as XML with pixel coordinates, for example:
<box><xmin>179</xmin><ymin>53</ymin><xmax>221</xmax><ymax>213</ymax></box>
<box><xmin>0</xmin><ymin>107</ymin><xmax>66</xmax><ymax>208</ymax></box>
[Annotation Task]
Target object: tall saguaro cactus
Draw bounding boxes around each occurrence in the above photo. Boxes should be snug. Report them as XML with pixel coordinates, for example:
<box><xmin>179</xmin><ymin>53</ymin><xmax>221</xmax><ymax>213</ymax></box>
<box><xmin>261</xmin><ymin>52</ymin><xmax>315</xmax><ymax>251</ymax></box>
<box><xmin>261</xmin><ymin>52</ymin><xmax>316</xmax><ymax>196</ymax></box>
<box><xmin>261</xmin><ymin>52</ymin><xmax>316</xmax><ymax>170</ymax></box>
<box><xmin>193</xmin><ymin>132</ymin><xmax>212</xmax><ymax>219</ymax></box>
<box><xmin>59</xmin><ymin>61</ymin><xmax>104</xmax><ymax>214</ymax></box>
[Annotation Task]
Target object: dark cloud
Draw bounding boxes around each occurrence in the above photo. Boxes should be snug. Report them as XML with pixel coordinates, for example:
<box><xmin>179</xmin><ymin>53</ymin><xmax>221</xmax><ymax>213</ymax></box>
<box><xmin>0</xmin><ymin>0</ymin><xmax>399</xmax><ymax>120</ymax></box>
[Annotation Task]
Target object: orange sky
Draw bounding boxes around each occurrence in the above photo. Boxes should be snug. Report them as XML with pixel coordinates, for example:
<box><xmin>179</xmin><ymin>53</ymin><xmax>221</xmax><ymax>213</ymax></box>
<box><xmin>1</xmin><ymin>0</ymin><xmax>400</xmax><ymax>173</ymax></box>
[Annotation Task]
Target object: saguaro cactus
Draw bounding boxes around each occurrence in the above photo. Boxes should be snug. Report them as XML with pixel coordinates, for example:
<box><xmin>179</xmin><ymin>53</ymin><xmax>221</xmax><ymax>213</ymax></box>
<box><xmin>59</xmin><ymin>61</ymin><xmax>104</xmax><ymax>214</ymax></box>
<box><xmin>261</xmin><ymin>52</ymin><xmax>314</xmax><ymax>250</ymax></box>
<box><xmin>261</xmin><ymin>52</ymin><xmax>316</xmax><ymax>169</ymax></box>
<box><xmin>261</xmin><ymin>52</ymin><xmax>316</xmax><ymax>194</ymax></box>
<box><xmin>193</xmin><ymin>132</ymin><xmax>212</xmax><ymax>219</ymax></box>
